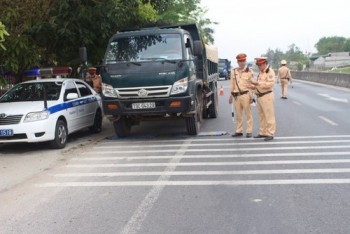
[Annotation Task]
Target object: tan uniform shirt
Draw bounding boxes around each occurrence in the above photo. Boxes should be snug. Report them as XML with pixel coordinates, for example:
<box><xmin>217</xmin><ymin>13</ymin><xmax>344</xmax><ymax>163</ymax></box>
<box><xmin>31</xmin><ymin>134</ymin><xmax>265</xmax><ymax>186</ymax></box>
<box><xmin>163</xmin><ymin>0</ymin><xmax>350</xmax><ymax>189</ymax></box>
<box><xmin>278</xmin><ymin>66</ymin><xmax>292</xmax><ymax>81</ymax></box>
<box><xmin>255</xmin><ymin>67</ymin><xmax>275</xmax><ymax>94</ymax></box>
<box><xmin>230</xmin><ymin>68</ymin><xmax>254</xmax><ymax>93</ymax></box>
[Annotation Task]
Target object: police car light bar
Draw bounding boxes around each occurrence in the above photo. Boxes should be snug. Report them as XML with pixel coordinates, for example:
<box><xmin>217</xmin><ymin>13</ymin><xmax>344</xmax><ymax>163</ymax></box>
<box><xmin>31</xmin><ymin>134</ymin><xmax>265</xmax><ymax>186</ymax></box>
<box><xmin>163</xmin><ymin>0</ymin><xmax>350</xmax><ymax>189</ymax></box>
<box><xmin>23</xmin><ymin>67</ymin><xmax>72</xmax><ymax>78</ymax></box>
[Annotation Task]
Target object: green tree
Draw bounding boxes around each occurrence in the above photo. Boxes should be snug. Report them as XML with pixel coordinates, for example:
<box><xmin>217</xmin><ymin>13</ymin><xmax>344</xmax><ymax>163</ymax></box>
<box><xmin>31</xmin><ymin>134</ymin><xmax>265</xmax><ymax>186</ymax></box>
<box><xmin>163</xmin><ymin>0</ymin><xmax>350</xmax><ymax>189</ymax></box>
<box><xmin>0</xmin><ymin>0</ymin><xmax>214</xmax><ymax>81</ymax></box>
<box><xmin>0</xmin><ymin>0</ymin><xmax>44</xmax><ymax>77</ymax></box>
<box><xmin>315</xmin><ymin>36</ymin><xmax>347</xmax><ymax>54</ymax></box>
<box><xmin>155</xmin><ymin>0</ymin><xmax>217</xmax><ymax>44</ymax></box>
<box><xmin>263</xmin><ymin>44</ymin><xmax>308</xmax><ymax>70</ymax></box>
<box><xmin>342</xmin><ymin>39</ymin><xmax>350</xmax><ymax>52</ymax></box>
<box><xmin>0</xmin><ymin>21</ymin><xmax>10</xmax><ymax>50</ymax></box>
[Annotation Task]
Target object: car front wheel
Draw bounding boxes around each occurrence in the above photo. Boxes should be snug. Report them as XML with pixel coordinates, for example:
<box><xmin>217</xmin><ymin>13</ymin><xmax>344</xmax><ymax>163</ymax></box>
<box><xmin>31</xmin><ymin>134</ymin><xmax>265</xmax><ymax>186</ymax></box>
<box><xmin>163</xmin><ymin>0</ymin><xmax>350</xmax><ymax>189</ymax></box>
<box><xmin>50</xmin><ymin>119</ymin><xmax>68</xmax><ymax>149</ymax></box>
<box><xmin>89</xmin><ymin>109</ymin><xmax>102</xmax><ymax>133</ymax></box>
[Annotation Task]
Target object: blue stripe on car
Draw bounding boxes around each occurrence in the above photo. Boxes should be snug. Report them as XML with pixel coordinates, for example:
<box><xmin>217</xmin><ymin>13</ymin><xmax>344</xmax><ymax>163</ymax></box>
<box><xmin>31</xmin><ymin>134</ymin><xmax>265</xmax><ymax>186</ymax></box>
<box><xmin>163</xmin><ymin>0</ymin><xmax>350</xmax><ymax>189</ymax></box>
<box><xmin>47</xmin><ymin>96</ymin><xmax>97</xmax><ymax>114</ymax></box>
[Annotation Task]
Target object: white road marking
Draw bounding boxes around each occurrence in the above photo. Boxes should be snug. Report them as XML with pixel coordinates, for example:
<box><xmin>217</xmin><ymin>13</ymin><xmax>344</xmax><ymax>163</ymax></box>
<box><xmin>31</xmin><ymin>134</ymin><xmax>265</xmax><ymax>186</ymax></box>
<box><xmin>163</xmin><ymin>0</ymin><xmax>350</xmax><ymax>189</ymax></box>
<box><xmin>318</xmin><ymin>116</ymin><xmax>338</xmax><ymax>126</ymax></box>
<box><xmin>318</xmin><ymin>93</ymin><xmax>349</xmax><ymax>103</ymax></box>
<box><xmin>92</xmin><ymin>139</ymin><xmax>350</xmax><ymax>149</ymax></box>
<box><xmin>100</xmin><ymin>135</ymin><xmax>350</xmax><ymax>144</ymax></box>
<box><xmin>66</xmin><ymin>159</ymin><xmax>350</xmax><ymax>168</ymax></box>
<box><xmin>293</xmin><ymin>101</ymin><xmax>302</xmax><ymax>106</ymax></box>
<box><xmin>84</xmin><ymin>145</ymin><xmax>350</xmax><ymax>154</ymax></box>
<box><xmin>71</xmin><ymin>151</ymin><xmax>350</xmax><ymax>161</ymax></box>
<box><xmin>119</xmin><ymin>139</ymin><xmax>191</xmax><ymax>234</ymax></box>
<box><xmin>54</xmin><ymin>168</ymin><xmax>350</xmax><ymax>177</ymax></box>
<box><xmin>36</xmin><ymin>179</ymin><xmax>350</xmax><ymax>187</ymax></box>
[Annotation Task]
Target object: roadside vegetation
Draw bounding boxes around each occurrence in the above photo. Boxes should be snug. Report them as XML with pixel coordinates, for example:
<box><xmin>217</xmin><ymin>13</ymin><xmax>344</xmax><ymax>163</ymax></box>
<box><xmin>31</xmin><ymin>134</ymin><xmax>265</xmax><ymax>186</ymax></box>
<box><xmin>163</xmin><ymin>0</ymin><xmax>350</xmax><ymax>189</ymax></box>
<box><xmin>0</xmin><ymin>0</ymin><xmax>216</xmax><ymax>81</ymax></box>
<box><xmin>263</xmin><ymin>36</ymin><xmax>350</xmax><ymax>73</ymax></box>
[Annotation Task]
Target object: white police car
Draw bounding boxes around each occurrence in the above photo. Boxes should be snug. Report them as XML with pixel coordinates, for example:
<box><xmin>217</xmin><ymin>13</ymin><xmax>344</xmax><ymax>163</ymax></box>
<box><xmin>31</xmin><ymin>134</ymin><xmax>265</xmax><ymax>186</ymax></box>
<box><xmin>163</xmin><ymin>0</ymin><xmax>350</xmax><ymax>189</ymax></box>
<box><xmin>0</xmin><ymin>67</ymin><xmax>103</xmax><ymax>149</ymax></box>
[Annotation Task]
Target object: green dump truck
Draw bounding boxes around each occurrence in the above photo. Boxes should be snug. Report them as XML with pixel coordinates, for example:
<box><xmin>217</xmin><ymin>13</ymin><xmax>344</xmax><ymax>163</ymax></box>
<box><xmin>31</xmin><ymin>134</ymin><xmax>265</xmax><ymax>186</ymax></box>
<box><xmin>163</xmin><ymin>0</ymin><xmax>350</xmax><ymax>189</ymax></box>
<box><xmin>100</xmin><ymin>24</ymin><xmax>219</xmax><ymax>137</ymax></box>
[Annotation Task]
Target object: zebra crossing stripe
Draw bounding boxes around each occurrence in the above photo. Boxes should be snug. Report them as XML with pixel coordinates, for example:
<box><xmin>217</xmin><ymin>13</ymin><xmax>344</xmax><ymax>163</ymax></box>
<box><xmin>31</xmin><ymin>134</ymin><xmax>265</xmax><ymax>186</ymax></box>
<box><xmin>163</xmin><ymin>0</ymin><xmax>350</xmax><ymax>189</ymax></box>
<box><xmin>54</xmin><ymin>168</ymin><xmax>350</xmax><ymax>177</ymax></box>
<box><xmin>36</xmin><ymin>179</ymin><xmax>350</xmax><ymax>187</ymax></box>
<box><xmin>93</xmin><ymin>139</ymin><xmax>350</xmax><ymax>149</ymax></box>
<box><xmin>72</xmin><ymin>151</ymin><xmax>350</xmax><ymax>161</ymax></box>
<box><xmin>85</xmin><ymin>145</ymin><xmax>350</xmax><ymax>154</ymax></box>
<box><xmin>66</xmin><ymin>159</ymin><xmax>350</xmax><ymax>168</ymax></box>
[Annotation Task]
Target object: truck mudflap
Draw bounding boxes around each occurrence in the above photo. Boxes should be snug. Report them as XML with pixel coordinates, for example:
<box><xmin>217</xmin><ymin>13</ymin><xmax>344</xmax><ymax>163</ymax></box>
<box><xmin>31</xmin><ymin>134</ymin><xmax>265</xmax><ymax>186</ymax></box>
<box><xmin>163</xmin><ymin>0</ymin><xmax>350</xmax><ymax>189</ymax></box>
<box><xmin>103</xmin><ymin>95</ymin><xmax>194</xmax><ymax>116</ymax></box>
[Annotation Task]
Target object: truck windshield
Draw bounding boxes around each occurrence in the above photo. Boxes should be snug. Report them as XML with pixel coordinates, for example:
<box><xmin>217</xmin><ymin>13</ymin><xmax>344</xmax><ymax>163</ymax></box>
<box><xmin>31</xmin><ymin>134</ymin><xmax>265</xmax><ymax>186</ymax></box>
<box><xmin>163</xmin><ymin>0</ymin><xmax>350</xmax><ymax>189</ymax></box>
<box><xmin>105</xmin><ymin>34</ymin><xmax>183</xmax><ymax>64</ymax></box>
<box><xmin>0</xmin><ymin>82</ymin><xmax>62</xmax><ymax>102</ymax></box>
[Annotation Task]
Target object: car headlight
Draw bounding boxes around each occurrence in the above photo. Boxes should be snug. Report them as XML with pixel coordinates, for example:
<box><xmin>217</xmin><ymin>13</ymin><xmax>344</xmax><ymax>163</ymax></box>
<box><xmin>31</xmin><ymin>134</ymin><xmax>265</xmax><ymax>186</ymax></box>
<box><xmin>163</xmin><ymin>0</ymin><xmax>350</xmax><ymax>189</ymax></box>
<box><xmin>171</xmin><ymin>78</ymin><xmax>188</xmax><ymax>95</ymax></box>
<box><xmin>24</xmin><ymin>111</ymin><xmax>50</xmax><ymax>122</ymax></box>
<box><xmin>102</xmin><ymin>83</ymin><xmax>118</xmax><ymax>97</ymax></box>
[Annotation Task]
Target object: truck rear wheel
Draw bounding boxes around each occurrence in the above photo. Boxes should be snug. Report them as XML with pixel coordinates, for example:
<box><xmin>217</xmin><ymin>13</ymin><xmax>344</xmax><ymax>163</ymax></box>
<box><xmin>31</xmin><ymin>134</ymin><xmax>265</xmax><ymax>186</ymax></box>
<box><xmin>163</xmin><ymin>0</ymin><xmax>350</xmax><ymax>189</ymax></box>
<box><xmin>114</xmin><ymin>117</ymin><xmax>131</xmax><ymax>137</ymax></box>
<box><xmin>208</xmin><ymin>86</ymin><xmax>218</xmax><ymax>118</ymax></box>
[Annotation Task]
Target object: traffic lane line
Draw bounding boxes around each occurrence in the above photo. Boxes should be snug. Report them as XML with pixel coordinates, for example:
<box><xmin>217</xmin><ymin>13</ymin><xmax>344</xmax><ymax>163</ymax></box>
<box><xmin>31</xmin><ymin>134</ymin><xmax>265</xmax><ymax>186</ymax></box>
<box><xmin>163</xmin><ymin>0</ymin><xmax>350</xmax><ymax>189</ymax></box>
<box><xmin>318</xmin><ymin>116</ymin><xmax>338</xmax><ymax>126</ymax></box>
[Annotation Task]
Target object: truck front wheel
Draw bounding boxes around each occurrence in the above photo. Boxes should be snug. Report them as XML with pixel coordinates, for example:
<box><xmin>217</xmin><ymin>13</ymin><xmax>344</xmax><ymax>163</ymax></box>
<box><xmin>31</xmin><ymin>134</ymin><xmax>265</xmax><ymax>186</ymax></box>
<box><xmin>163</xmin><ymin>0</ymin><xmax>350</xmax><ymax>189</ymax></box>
<box><xmin>113</xmin><ymin>117</ymin><xmax>131</xmax><ymax>137</ymax></box>
<box><xmin>186</xmin><ymin>91</ymin><xmax>202</xmax><ymax>135</ymax></box>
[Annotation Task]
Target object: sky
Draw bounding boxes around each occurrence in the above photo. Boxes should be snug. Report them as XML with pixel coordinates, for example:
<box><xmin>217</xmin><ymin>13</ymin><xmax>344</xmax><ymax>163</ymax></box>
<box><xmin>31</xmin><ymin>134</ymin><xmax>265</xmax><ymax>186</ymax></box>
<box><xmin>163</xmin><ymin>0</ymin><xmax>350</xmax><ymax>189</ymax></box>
<box><xmin>200</xmin><ymin>0</ymin><xmax>350</xmax><ymax>66</ymax></box>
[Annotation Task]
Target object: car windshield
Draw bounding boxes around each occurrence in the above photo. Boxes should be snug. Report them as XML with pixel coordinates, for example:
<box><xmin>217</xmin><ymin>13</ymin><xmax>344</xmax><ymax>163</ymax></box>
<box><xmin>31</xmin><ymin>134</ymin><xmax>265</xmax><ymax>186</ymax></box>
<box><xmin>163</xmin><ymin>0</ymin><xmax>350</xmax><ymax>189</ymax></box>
<box><xmin>105</xmin><ymin>33</ymin><xmax>183</xmax><ymax>64</ymax></box>
<box><xmin>0</xmin><ymin>82</ymin><xmax>62</xmax><ymax>102</ymax></box>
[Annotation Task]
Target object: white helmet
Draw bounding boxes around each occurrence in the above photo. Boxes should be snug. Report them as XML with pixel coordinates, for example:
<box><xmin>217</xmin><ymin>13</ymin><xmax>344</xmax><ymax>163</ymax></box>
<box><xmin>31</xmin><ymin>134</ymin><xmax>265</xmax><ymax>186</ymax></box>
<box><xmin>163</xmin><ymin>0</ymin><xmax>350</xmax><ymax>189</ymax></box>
<box><xmin>281</xmin><ymin>60</ymin><xmax>287</xmax><ymax>65</ymax></box>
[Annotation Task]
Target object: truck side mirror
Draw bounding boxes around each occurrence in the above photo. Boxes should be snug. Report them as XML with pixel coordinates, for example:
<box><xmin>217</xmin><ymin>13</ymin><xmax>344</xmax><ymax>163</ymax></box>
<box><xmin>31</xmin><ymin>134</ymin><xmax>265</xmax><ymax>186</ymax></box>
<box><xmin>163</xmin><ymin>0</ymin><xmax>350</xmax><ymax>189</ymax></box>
<box><xmin>79</xmin><ymin>47</ymin><xmax>87</xmax><ymax>63</ymax></box>
<box><xmin>185</xmin><ymin>38</ymin><xmax>192</xmax><ymax>49</ymax></box>
<box><xmin>193</xmin><ymin>40</ymin><xmax>203</xmax><ymax>57</ymax></box>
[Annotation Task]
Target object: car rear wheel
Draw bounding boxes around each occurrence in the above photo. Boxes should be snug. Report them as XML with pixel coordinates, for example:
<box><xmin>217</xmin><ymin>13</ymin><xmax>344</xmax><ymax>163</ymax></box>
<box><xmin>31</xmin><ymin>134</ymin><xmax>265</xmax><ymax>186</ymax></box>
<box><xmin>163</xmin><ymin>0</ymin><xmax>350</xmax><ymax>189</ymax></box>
<box><xmin>89</xmin><ymin>109</ymin><xmax>102</xmax><ymax>133</ymax></box>
<box><xmin>50</xmin><ymin>119</ymin><xmax>68</xmax><ymax>149</ymax></box>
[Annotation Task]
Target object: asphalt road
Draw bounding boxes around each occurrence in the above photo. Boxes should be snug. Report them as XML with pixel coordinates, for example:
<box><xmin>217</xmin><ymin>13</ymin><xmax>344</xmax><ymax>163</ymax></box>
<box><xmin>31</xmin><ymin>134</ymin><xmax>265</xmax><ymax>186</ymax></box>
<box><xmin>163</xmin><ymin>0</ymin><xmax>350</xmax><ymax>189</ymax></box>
<box><xmin>1</xmin><ymin>79</ymin><xmax>350</xmax><ymax>234</ymax></box>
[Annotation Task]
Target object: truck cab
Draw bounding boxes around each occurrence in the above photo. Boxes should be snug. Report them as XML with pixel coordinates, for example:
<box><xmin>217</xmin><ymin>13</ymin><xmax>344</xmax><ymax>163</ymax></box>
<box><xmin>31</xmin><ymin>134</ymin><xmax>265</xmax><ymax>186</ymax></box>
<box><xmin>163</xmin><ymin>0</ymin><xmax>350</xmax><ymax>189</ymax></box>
<box><xmin>100</xmin><ymin>24</ymin><xmax>219</xmax><ymax>137</ymax></box>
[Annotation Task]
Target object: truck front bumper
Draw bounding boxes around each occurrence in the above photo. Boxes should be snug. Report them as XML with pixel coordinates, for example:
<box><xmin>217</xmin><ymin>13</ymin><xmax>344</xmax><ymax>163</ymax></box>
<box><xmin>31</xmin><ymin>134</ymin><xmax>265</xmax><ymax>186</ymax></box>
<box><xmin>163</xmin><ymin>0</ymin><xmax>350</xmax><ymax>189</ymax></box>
<box><xmin>103</xmin><ymin>95</ymin><xmax>194</xmax><ymax>116</ymax></box>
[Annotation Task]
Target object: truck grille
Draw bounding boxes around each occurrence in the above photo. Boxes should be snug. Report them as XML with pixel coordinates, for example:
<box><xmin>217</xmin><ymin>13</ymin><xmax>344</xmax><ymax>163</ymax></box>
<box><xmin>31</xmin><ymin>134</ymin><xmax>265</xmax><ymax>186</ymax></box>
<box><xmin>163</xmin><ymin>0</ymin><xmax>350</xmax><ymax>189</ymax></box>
<box><xmin>116</xmin><ymin>86</ymin><xmax>172</xmax><ymax>99</ymax></box>
<box><xmin>0</xmin><ymin>115</ymin><xmax>23</xmax><ymax>125</ymax></box>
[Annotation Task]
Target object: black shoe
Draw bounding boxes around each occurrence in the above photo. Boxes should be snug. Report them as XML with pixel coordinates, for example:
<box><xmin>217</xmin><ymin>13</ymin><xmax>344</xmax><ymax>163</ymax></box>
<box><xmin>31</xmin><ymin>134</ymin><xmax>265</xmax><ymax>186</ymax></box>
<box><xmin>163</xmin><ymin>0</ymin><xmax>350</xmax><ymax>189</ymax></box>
<box><xmin>246</xmin><ymin>133</ymin><xmax>252</xmax><ymax>138</ymax></box>
<box><xmin>264</xmin><ymin>136</ymin><xmax>274</xmax><ymax>141</ymax></box>
<box><xmin>232</xmin><ymin>132</ymin><xmax>243</xmax><ymax>137</ymax></box>
<box><xmin>254</xmin><ymin>134</ymin><xmax>267</xmax><ymax>138</ymax></box>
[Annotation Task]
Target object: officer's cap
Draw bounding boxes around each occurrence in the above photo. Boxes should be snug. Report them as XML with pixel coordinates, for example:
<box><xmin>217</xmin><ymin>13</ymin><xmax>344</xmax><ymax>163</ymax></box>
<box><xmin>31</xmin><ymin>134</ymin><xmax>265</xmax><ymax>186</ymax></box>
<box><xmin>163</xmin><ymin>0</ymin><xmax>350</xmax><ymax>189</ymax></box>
<box><xmin>255</xmin><ymin>57</ymin><xmax>268</xmax><ymax>65</ymax></box>
<box><xmin>88</xmin><ymin>67</ymin><xmax>96</xmax><ymax>74</ymax></box>
<box><xmin>236</xmin><ymin>53</ymin><xmax>247</xmax><ymax>61</ymax></box>
<box><xmin>281</xmin><ymin>60</ymin><xmax>287</xmax><ymax>65</ymax></box>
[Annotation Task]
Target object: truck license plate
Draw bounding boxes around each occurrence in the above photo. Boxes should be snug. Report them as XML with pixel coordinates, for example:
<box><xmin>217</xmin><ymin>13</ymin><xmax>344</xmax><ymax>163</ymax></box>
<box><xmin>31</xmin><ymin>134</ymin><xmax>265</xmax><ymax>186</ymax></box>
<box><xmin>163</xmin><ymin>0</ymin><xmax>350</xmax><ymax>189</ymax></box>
<box><xmin>131</xmin><ymin>102</ymin><xmax>156</xmax><ymax>109</ymax></box>
<box><xmin>0</xmin><ymin>129</ymin><xmax>14</xmax><ymax>137</ymax></box>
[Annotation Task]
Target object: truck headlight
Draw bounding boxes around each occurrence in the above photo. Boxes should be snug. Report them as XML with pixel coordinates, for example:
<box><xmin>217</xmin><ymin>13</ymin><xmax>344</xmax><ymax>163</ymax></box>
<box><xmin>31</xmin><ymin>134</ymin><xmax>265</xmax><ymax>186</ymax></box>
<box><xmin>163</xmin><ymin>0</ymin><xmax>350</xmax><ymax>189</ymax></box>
<box><xmin>171</xmin><ymin>78</ymin><xmax>188</xmax><ymax>95</ymax></box>
<box><xmin>24</xmin><ymin>111</ymin><xmax>50</xmax><ymax>122</ymax></box>
<box><xmin>102</xmin><ymin>83</ymin><xmax>118</xmax><ymax>97</ymax></box>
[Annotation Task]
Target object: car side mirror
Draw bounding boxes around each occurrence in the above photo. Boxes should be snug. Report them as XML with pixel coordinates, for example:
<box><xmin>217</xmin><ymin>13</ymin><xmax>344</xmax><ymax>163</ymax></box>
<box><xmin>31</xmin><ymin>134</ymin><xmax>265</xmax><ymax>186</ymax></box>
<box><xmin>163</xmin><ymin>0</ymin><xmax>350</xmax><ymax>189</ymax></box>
<box><xmin>66</xmin><ymin>93</ymin><xmax>79</xmax><ymax>100</ymax></box>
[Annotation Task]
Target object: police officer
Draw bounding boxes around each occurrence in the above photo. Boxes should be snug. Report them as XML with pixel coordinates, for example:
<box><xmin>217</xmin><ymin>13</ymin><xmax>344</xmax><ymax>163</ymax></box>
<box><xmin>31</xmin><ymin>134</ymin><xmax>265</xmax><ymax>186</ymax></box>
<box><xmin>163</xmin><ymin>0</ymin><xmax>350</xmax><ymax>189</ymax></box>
<box><xmin>87</xmin><ymin>67</ymin><xmax>102</xmax><ymax>93</ymax></box>
<box><xmin>277</xmin><ymin>60</ymin><xmax>292</xmax><ymax>99</ymax></box>
<box><xmin>229</xmin><ymin>53</ymin><xmax>255</xmax><ymax>138</ymax></box>
<box><xmin>247</xmin><ymin>57</ymin><xmax>275</xmax><ymax>141</ymax></box>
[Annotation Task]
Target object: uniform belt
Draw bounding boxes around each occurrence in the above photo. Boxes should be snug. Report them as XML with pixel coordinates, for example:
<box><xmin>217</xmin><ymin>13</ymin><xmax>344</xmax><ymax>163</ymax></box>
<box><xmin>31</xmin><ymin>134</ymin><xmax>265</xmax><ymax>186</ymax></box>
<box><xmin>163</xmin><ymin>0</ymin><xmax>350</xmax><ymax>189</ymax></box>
<box><xmin>231</xmin><ymin>90</ymin><xmax>249</xmax><ymax>97</ymax></box>
<box><xmin>256</xmin><ymin>90</ymin><xmax>272</xmax><ymax>98</ymax></box>
<box><xmin>280</xmin><ymin>78</ymin><xmax>289</xmax><ymax>80</ymax></box>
